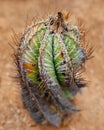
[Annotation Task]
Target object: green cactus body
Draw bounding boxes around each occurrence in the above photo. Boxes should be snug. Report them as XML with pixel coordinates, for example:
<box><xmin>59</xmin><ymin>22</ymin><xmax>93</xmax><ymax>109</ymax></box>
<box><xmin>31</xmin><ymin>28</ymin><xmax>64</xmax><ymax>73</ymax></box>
<box><xmin>15</xmin><ymin>12</ymin><xmax>90</xmax><ymax>127</ymax></box>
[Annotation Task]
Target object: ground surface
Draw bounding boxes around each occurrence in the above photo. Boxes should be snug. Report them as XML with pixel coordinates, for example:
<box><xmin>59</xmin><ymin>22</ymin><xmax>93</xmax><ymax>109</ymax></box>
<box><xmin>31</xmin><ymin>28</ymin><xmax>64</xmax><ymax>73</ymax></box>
<box><xmin>0</xmin><ymin>0</ymin><xmax>104</xmax><ymax>130</ymax></box>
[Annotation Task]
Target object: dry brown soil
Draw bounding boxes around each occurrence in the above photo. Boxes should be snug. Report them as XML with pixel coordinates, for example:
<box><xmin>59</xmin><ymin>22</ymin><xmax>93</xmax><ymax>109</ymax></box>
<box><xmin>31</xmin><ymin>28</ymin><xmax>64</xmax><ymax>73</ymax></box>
<box><xmin>0</xmin><ymin>0</ymin><xmax>104</xmax><ymax>130</ymax></box>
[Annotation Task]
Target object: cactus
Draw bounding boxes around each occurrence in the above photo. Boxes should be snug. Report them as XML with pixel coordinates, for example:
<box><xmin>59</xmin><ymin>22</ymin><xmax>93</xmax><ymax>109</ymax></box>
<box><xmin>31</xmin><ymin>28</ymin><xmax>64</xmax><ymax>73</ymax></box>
<box><xmin>14</xmin><ymin>12</ymin><xmax>93</xmax><ymax>127</ymax></box>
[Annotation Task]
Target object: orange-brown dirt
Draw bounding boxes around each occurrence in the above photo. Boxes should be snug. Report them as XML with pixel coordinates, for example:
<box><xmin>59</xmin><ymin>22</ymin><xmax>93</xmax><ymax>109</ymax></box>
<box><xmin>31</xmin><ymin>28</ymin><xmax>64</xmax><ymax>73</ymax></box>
<box><xmin>0</xmin><ymin>0</ymin><xmax>104</xmax><ymax>130</ymax></box>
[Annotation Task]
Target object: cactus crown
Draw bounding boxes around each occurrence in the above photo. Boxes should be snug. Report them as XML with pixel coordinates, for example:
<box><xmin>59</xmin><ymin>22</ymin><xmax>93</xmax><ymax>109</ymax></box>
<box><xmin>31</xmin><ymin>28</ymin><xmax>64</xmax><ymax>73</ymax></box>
<box><xmin>14</xmin><ymin>12</ymin><xmax>92</xmax><ymax>127</ymax></box>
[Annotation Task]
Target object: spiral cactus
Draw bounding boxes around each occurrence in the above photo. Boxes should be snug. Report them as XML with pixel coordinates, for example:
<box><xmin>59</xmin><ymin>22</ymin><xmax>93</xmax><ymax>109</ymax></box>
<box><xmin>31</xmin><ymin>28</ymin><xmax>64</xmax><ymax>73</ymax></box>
<box><xmin>14</xmin><ymin>12</ymin><xmax>92</xmax><ymax>127</ymax></box>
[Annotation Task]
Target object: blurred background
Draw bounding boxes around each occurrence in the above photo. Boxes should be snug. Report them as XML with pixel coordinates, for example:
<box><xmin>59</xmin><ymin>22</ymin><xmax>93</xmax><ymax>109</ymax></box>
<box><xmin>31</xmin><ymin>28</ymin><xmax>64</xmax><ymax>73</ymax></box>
<box><xmin>0</xmin><ymin>0</ymin><xmax>104</xmax><ymax>130</ymax></box>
